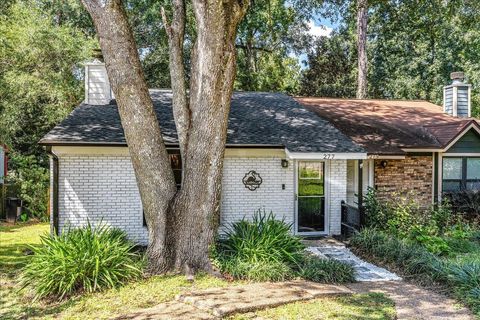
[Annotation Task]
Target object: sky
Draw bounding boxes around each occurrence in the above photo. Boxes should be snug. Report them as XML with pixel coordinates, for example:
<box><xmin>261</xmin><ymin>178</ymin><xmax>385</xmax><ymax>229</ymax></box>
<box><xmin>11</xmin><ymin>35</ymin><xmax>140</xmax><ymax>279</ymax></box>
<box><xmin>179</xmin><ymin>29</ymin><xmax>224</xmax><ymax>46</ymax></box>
<box><xmin>296</xmin><ymin>17</ymin><xmax>338</xmax><ymax>68</ymax></box>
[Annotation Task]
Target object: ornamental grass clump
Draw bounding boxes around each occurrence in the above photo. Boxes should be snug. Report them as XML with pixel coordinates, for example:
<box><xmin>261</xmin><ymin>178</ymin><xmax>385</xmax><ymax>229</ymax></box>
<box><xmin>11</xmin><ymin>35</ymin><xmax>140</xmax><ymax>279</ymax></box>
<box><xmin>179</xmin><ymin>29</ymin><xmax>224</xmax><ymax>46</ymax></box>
<box><xmin>299</xmin><ymin>255</ymin><xmax>355</xmax><ymax>283</ymax></box>
<box><xmin>213</xmin><ymin>210</ymin><xmax>305</xmax><ymax>281</ymax></box>
<box><xmin>21</xmin><ymin>223</ymin><xmax>145</xmax><ymax>300</ymax></box>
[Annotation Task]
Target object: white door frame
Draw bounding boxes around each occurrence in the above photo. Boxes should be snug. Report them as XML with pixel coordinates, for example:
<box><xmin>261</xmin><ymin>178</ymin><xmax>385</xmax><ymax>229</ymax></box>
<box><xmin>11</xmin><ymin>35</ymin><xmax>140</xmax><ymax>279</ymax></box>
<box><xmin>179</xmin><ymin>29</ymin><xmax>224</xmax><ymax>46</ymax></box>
<box><xmin>294</xmin><ymin>160</ymin><xmax>330</xmax><ymax>236</ymax></box>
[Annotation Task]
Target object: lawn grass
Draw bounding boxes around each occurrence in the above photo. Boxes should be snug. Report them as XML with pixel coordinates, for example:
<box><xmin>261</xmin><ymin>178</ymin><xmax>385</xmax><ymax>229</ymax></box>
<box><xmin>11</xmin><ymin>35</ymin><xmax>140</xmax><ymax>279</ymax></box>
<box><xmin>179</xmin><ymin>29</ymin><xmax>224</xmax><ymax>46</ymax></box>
<box><xmin>0</xmin><ymin>222</ymin><xmax>235</xmax><ymax>319</ymax></box>
<box><xmin>1</xmin><ymin>223</ymin><xmax>397</xmax><ymax>320</ymax></box>
<box><xmin>230</xmin><ymin>293</ymin><xmax>396</xmax><ymax>320</ymax></box>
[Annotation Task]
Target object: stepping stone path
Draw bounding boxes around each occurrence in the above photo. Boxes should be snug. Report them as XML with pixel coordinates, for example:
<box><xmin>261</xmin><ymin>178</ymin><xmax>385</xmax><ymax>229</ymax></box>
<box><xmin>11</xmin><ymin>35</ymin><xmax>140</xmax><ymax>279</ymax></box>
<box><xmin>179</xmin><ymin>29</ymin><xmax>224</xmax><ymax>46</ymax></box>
<box><xmin>115</xmin><ymin>280</ymin><xmax>474</xmax><ymax>320</ymax></box>
<box><xmin>114</xmin><ymin>281</ymin><xmax>352</xmax><ymax>320</ymax></box>
<box><xmin>306</xmin><ymin>244</ymin><xmax>402</xmax><ymax>282</ymax></box>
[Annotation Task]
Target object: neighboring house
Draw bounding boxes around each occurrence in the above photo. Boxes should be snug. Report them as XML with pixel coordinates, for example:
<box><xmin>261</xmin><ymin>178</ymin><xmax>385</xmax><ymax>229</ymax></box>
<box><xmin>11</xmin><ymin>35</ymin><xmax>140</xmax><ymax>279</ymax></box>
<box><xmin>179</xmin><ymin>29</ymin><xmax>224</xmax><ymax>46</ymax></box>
<box><xmin>40</xmin><ymin>63</ymin><xmax>480</xmax><ymax>244</ymax></box>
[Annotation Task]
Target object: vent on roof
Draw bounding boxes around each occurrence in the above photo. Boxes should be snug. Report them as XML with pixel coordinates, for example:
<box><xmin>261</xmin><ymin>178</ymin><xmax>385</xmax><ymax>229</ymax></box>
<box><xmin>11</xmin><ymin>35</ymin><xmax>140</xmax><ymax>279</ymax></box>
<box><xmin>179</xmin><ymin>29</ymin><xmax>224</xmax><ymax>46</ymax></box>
<box><xmin>85</xmin><ymin>60</ymin><xmax>114</xmax><ymax>105</ymax></box>
<box><xmin>443</xmin><ymin>72</ymin><xmax>471</xmax><ymax>118</ymax></box>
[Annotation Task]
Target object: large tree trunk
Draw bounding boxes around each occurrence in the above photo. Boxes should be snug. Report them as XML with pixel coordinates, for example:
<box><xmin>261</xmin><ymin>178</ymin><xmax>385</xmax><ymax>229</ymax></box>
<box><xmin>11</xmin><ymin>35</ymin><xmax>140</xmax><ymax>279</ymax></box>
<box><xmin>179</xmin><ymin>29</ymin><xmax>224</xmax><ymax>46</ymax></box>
<box><xmin>82</xmin><ymin>0</ymin><xmax>248</xmax><ymax>274</ymax></box>
<box><xmin>356</xmin><ymin>0</ymin><xmax>368</xmax><ymax>99</ymax></box>
<box><xmin>165</xmin><ymin>0</ymin><xmax>248</xmax><ymax>273</ymax></box>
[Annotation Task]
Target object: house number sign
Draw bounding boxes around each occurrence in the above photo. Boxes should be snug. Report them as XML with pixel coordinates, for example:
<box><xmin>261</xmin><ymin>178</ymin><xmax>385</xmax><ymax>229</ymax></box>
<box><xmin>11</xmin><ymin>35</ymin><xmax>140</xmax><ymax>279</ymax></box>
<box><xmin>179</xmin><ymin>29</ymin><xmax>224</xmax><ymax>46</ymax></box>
<box><xmin>242</xmin><ymin>170</ymin><xmax>263</xmax><ymax>191</ymax></box>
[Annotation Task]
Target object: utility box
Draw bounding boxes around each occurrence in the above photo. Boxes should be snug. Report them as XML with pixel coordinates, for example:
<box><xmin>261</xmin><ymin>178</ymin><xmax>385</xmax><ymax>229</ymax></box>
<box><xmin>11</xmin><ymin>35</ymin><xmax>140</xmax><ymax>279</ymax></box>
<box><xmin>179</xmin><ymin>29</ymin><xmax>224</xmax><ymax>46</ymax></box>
<box><xmin>6</xmin><ymin>197</ymin><xmax>22</xmax><ymax>223</ymax></box>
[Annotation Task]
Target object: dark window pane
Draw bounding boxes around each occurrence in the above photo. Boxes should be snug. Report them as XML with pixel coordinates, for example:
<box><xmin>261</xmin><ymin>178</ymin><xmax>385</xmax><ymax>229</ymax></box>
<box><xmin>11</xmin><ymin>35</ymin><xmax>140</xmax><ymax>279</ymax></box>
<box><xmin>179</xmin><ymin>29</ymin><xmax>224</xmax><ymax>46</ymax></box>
<box><xmin>466</xmin><ymin>181</ymin><xmax>480</xmax><ymax>191</ymax></box>
<box><xmin>467</xmin><ymin>158</ymin><xmax>480</xmax><ymax>180</ymax></box>
<box><xmin>443</xmin><ymin>180</ymin><xmax>461</xmax><ymax>192</ymax></box>
<box><xmin>443</xmin><ymin>158</ymin><xmax>462</xmax><ymax>179</ymax></box>
<box><xmin>173</xmin><ymin>170</ymin><xmax>182</xmax><ymax>185</ymax></box>
<box><xmin>298</xmin><ymin>197</ymin><xmax>325</xmax><ymax>233</ymax></box>
<box><xmin>170</xmin><ymin>154</ymin><xmax>182</xmax><ymax>170</ymax></box>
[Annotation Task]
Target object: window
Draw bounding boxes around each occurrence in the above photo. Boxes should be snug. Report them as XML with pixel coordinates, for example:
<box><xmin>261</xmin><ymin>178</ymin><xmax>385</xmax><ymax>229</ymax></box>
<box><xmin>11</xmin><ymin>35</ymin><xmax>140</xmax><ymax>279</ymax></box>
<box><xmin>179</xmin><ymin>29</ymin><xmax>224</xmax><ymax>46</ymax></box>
<box><xmin>442</xmin><ymin>157</ymin><xmax>480</xmax><ymax>192</ymax></box>
<box><xmin>169</xmin><ymin>152</ymin><xmax>182</xmax><ymax>189</ymax></box>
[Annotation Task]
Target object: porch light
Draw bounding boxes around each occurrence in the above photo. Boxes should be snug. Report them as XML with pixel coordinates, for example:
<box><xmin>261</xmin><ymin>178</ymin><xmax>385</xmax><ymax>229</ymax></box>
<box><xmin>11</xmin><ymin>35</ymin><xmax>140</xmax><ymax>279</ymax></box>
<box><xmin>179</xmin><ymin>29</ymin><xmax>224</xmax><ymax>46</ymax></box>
<box><xmin>380</xmin><ymin>160</ymin><xmax>388</xmax><ymax>168</ymax></box>
<box><xmin>281</xmin><ymin>159</ymin><xmax>289</xmax><ymax>168</ymax></box>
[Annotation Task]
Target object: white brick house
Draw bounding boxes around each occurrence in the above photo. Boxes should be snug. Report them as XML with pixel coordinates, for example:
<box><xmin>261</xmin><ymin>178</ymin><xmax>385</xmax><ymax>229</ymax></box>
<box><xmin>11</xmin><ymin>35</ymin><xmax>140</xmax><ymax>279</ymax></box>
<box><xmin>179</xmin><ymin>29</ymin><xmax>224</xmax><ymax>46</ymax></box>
<box><xmin>40</xmin><ymin>63</ymin><xmax>480</xmax><ymax>244</ymax></box>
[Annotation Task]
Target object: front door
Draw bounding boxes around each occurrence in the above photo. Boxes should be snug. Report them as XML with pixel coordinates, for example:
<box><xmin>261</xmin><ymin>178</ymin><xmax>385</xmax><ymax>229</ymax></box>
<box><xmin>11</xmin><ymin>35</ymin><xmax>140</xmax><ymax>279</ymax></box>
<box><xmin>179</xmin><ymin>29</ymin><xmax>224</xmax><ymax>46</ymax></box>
<box><xmin>296</xmin><ymin>161</ymin><xmax>326</xmax><ymax>235</ymax></box>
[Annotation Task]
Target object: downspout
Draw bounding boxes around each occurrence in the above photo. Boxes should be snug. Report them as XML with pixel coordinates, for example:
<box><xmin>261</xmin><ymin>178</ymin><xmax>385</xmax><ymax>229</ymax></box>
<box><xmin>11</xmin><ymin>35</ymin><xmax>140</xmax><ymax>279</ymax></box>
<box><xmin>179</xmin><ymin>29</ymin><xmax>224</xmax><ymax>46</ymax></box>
<box><xmin>45</xmin><ymin>146</ymin><xmax>59</xmax><ymax>235</ymax></box>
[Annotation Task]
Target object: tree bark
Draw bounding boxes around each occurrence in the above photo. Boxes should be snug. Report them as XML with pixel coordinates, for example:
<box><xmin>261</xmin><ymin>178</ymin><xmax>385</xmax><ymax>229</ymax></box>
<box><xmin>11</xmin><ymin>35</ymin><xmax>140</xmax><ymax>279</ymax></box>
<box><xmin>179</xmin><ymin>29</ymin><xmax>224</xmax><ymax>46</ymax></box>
<box><xmin>356</xmin><ymin>0</ymin><xmax>368</xmax><ymax>99</ymax></box>
<box><xmin>81</xmin><ymin>0</ymin><xmax>248</xmax><ymax>274</ymax></box>
<box><xmin>167</xmin><ymin>0</ymin><xmax>248</xmax><ymax>272</ymax></box>
<box><xmin>81</xmin><ymin>0</ymin><xmax>178</xmax><ymax>272</ymax></box>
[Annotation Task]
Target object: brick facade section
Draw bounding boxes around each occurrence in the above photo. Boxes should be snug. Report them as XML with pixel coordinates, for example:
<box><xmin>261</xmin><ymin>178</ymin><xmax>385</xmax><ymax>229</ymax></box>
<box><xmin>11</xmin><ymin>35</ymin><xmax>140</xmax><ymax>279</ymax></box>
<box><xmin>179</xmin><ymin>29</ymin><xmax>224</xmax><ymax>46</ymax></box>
<box><xmin>220</xmin><ymin>158</ymin><xmax>295</xmax><ymax>232</ymax></box>
<box><xmin>328</xmin><ymin>160</ymin><xmax>347</xmax><ymax>235</ymax></box>
<box><xmin>374</xmin><ymin>155</ymin><xmax>433</xmax><ymax>206</ymax></box>
<box><xmin>53</xmin><ymin>153</ymin><xmax>348</xmax><ymax>244</ymax></box>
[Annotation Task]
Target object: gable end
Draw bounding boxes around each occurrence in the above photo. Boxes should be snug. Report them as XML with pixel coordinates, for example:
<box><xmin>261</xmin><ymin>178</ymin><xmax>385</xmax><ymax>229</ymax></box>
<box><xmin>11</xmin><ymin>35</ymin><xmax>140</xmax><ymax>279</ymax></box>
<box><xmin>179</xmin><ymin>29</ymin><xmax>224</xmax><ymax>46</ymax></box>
<box><xmin>446</xmin><ymin>128</ymin><xmax>480</xmax><ymax>153</ymax></box>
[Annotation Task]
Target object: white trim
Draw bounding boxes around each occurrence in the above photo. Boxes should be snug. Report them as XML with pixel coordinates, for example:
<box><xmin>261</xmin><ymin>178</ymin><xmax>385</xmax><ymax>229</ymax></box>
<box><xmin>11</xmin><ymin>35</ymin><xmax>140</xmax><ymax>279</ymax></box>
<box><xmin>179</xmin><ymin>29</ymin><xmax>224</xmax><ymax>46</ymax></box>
<box><xmin>442</xmin><ymin>153</ymin><xmax>480</xmax><ymax>157</ymax></box>
<box><xmin>84</xmin><ymin>64</ymin><xmax>89</xmax><ymax>104</ymax></box>
<box><xmin>443</xmin><ymin>123</ymin><xmax>480</xmax><ymax>151</ymax></box>
<box><xmin>431</xmin><ymin>152</ymin><xmax>435</xmax><ymax>204</ymax></box>
<box><xmin>402</xmin><ymin>148</ymin><xmax>443</xmax><ymax>152</ymax></box>
<box><xmin>468</xmin><ymin>86</ymin><xmax>472</xmax><ymax>117</ymax></box>
<box><xmin>286</xmin><ymin>149</ymin><xmax>367</xmax><ymax>160</ymax></box>
<box><xmin>438</xmin><ymin>153</ymin><xmax>443</xmax><ymax>202</ymax></box>
<box><xmin>443</xmin><ymin>85</ymin><xmax>446</xmax><ymax>113</ymax></box>
<box><xmin>367</xmin><ymin>155</ymin><xmax>406</xmax><ymax>160</ymax></box>
<box><xmin>366</xmin><ymin>159</ymin><xmax>375</xmax><ymax>189</ymax></box>
<box><xmin>294</xmin><ymin>160</ymin><xmax>329</xmax><ymax>236</ymax></box>
<box><xmin>52</xmin><ymin>146</ymin><xmax>130</xmax><ymax>156</ymax></box>
<box><xmin>51</xmin><ymin>146</ymin><xmax>287</xmax><ymax>158</ymax></box>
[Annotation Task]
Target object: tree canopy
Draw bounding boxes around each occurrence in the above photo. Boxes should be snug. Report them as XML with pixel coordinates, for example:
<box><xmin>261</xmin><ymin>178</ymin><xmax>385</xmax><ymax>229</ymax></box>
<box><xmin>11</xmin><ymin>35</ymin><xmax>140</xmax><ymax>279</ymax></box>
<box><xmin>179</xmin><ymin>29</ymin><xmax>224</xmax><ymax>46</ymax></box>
<box><xmin>301</xmin><ymin>0</ymin><xmax>480</xmax><ymax>116</ymax></box>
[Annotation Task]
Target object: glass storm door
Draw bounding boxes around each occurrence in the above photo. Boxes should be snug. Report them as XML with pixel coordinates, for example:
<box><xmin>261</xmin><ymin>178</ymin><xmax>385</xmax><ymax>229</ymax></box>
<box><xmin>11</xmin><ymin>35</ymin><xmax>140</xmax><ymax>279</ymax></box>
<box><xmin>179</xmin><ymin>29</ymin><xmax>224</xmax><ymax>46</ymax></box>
<box><xmin>296</xmin><ymin>161</ymin><xmax>326</xmax><ymax>234</ymax></box>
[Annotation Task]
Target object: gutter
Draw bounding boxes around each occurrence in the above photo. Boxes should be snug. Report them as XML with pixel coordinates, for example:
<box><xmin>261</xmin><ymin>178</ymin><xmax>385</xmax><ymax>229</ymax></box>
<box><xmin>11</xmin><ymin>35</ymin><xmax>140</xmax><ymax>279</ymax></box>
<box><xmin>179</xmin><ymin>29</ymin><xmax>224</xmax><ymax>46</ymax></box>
<box><xmin>45</xmin><ymin>146</ymin><xmax>59</xmax><ymax>235</ymax></box>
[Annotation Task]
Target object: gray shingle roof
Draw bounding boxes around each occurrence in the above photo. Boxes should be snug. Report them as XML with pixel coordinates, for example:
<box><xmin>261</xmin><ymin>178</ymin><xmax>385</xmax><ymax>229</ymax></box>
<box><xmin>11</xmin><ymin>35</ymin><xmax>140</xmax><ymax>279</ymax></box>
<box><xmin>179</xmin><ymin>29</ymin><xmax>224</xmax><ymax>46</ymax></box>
<box><xmin>40</xmin><ymin>90</ymin><xmax>364</xmax><ymax>153</ymax></box>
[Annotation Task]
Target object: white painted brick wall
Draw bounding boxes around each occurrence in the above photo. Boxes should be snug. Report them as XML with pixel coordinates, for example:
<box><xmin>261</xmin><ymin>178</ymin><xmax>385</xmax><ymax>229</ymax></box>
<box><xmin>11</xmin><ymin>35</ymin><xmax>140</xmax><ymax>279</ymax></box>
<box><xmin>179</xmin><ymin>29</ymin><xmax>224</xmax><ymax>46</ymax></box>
<box><xmin>327</xmin><ymin>160</ymin><xmax>347</xmax><ymax>235</ymax></box>
<box><xmin>220</xmin><ymin>158</ymin><xmax>294</xmax><ymax>231</ymax></box>
<box><xmin>58</xmin><ymin>155</ymin><xmax>148</xmax><ymax>244</ymax></box>
<box><xmin>55</xmin><ymin>153</ymin><xmax>347</xmax><ymax>243</ymax></box>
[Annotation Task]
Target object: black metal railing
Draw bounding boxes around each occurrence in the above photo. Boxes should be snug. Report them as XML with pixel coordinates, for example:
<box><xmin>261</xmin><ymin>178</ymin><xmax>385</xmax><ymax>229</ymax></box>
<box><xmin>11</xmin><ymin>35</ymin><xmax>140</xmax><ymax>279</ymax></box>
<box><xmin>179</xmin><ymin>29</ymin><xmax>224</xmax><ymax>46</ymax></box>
<box><xmin>341</xmin><ymin>200</ymin><xmax>364</xmax><ymax>237</ymax></box>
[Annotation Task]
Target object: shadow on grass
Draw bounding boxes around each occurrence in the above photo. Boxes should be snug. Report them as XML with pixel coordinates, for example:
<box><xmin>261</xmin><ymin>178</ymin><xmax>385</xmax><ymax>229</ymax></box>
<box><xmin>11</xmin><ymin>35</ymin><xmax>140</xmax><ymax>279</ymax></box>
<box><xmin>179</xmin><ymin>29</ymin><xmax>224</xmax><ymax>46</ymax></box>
<box><xmin>326</xmin><ymin>293</ymin><xmax>396</xmax><ymax>320</ymax></box>
<box><xmin>0</xmin><ymin>243</ymin><xmax>42</xmax><ymax>278</ymax></box>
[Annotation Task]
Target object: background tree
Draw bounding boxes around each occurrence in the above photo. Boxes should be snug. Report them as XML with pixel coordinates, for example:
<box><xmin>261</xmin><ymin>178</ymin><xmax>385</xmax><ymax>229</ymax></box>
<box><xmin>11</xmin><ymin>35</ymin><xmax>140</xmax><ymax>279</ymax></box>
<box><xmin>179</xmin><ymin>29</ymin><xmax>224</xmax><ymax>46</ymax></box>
<box><xmin>0</xmin><ymin>1</ymin><xmax>94</xmax><ymax>218</ymax></box>
<box><xmin>300</xmin><ymin>0</ymin><xmax>480</xmax><ymax>117</ymax></box>
<box><xmin>300</xmin><ymin>32</ymin><xmax>356</xmax><ymax>97</ymax></box>
<box><xmin>356</xmin><ymin>0</ymin><xmax>367</xmax><ymax>98</ymax></box>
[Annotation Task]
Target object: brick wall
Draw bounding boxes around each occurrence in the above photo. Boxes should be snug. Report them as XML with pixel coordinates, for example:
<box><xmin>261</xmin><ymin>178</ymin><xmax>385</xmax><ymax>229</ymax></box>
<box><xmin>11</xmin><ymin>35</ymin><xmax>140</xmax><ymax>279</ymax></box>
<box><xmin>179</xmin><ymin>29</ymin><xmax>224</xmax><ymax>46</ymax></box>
<box><xmin>55</xmin><ymin>152</ymin><xmax>348</xmax><ymax>243</ymax></box>
<box><xmin>374</xmin><ymin>155</ymin><xmax>433</xmax><ymax>206</ymax></box>
<box><xmin>220</xmin><ymin>157</ymin><xmax>294</xmax><ymax>231</ymax></box>
<box><xmin>58</xmin><ymin>155</ymin><xmax>148</xmax><ymax>244</ymax></box>
<box><xmin>328</xmin><ymin>160</ymin><xmax>347</xmax><ymax>235</ymax></box>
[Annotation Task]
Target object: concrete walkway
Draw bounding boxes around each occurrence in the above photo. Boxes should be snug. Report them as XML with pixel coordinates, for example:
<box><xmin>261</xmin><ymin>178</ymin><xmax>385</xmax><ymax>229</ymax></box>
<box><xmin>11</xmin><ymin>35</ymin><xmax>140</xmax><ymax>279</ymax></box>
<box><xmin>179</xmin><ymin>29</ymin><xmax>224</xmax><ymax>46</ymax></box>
<box><xmin>347</xmin><ymin>281</ymin><xmax>474</xmax><ymax>320</ymax></box>
<box><xmin>307</xmin><ymin>245</ymin><xmax>402</xmax><ymax>282</ymax></box>
<box><xmin>115</xmin><ymin>280</ymin><xmax>474</xmax><ymax>320</ymax></box>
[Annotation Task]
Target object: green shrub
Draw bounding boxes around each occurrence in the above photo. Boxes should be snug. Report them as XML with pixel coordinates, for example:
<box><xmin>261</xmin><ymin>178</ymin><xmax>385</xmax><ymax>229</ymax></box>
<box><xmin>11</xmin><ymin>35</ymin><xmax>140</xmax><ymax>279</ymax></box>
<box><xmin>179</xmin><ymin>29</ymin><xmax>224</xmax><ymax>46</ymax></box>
<box><xmin>214</xmin><ymin>210</ymin><xmax>304</xmax><ymax>281</ymax></box>
<box><xmin>299</xmin><ymin>255</ymin><xmax>355</xmax><ymax>283</ymax></box>
<box><xmin>21</xmin><ymin>223</ymin><xmax>144</xmax><ymax>300</ymax></box>
<box><xmin>219</xmin><ymin>257</ymin><xmax>294</xmax><ymax>281</ymax></box>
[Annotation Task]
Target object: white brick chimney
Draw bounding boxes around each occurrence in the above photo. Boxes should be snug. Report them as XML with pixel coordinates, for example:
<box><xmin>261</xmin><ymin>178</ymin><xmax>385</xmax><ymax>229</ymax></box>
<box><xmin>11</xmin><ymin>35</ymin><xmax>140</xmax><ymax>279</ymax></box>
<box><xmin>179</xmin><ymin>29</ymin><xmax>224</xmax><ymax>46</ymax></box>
<box><xmin>443</xmin><ymin>72</ymin><xmax>472</xmax><ymax>117</ymax></box>
<box><xmin>84</xmin><ymin>60</ymin><xmax>114</xmax><ymax>105</ymax></box>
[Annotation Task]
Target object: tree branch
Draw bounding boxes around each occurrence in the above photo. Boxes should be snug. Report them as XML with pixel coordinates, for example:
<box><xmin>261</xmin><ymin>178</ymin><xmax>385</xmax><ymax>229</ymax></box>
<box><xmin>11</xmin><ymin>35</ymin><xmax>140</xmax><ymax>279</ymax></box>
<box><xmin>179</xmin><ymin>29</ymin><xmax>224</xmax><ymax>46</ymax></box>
<box><xmin>235</xmin><ymin>44</ymin><xmax>273</xmax><ymax>53</ymax></box>
<box><xmin>161</xmin><ymin>3</ymin><xmax>190</xmax><ymax>158</ymax></box>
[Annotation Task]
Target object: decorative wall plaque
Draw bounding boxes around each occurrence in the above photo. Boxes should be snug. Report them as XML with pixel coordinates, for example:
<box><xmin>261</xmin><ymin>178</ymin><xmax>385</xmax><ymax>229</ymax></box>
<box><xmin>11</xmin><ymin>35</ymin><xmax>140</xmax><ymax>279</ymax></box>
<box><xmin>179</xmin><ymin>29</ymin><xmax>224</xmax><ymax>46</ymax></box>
<box><xmin>242</xmin><ymin>170</ymin><xmax>263</xmax><ymax>191</ymax></box>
